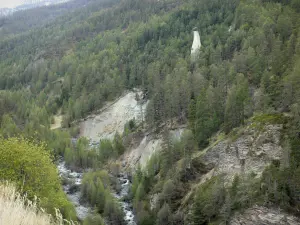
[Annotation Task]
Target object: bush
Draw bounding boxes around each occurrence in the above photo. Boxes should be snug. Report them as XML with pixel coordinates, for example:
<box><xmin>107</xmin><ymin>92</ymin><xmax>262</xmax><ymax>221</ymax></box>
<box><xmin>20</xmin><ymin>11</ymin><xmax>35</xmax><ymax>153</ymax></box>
<box><xmin>104</xmin><ymin>197</ymin><xmax>125</xmax><ymax>225</ymax></box>
<box><xmin>156</xmin><ymin>203</ymin><xmax>172</xmax><ymax>225</ymax></box>
<box><xmin>192</xmin><ymin>176</ymin><xmax>225</xmax><ymax>225</ymax></box>
<box><xmin>0</xmin><ymin>138</ymin><xmax>76</xmax><ymax>220</ymax></box>
<box><xmin>136</xmin><ymin>209</ymin><xmax>156</xmax><ymax>225</ymax></box>
<box><xmin>83</xmin><ymin>213</ymin><xmax>105</xmax><ymax>225</ymax></box>
<box><xmin>124</xmin><ymin>119</ymin><xmax>136</xmax><ymax>135</ymax></box>
<box><xmin>99</xmin><ymin>139</ymin><xmax>116</xmax><ymax>162</ymax></box>
<box><xmin>113</xmin><ymin>132</ymin><xmax>125</xmax><ymax>155</ymax></box>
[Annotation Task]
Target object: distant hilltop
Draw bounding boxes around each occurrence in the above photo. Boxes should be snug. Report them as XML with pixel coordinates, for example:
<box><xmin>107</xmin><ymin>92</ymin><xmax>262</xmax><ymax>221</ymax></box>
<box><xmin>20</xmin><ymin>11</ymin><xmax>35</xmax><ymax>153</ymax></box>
<box><xmin>0</xmin><ymin>0</ymin><xmax>71</xmax><ymax>17</ymax></box>
<box><xmin>18</xmin><ymin>0</ymin><xmax>70</xmax><ymax>6</ymax></box>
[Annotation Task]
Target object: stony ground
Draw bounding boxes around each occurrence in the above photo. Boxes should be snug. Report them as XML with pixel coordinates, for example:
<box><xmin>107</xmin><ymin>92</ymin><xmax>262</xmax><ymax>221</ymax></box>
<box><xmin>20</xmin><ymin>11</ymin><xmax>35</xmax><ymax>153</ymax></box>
<box><xmin>230</xmin><ymin>206</ymin><xmax>300</xmax><ymax>225</ymax></box>
<box><xmin>80</xmin><ymin>91</ymin><xmax>147</xmax><ymax>142</ymax></box>
<box><xmin>195</xmin><ymin>124</ymin><xmax>284</xmax><ymax>183</ymax></box>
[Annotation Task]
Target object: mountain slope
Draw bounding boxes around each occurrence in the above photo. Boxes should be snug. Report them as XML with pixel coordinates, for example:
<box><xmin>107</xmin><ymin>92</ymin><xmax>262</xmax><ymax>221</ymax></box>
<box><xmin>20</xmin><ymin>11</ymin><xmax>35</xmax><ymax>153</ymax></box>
<box><xmin>1</xmin><ymin>0</ymin><xmax>300</xmax><ymax>224</ymax></box>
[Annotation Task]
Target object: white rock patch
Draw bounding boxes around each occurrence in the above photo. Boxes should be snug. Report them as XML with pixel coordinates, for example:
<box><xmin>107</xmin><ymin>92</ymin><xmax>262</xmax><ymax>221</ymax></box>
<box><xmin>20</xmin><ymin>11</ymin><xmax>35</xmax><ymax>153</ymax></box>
<box><xmin>80</xmin><ymin>91</ymin><xmax>147</xmax><ymax>142</ymax></box>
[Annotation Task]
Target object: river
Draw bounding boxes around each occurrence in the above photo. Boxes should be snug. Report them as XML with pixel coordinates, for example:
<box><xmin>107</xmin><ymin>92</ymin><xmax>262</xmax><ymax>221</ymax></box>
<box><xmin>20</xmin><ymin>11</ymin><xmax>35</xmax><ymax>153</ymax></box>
<box><xmin>58</xmin><ymin>160</ymin><xmax>89</xmax><ymax>220</ymax></box>
<box><xmin>57</xmin><ymin>160</ymin><xmax>136</xmax><ymax>224</ymax></box>
<box><xmin>114</xmin><ymin>173</ymin><xmax>136</xmax><ymax>225</ymax></box>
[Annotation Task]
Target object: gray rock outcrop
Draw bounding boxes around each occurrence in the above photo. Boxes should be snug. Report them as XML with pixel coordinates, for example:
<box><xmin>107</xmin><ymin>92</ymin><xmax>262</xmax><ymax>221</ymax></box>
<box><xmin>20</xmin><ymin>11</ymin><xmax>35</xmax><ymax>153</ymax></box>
<box><xmin>201</xmin><ymin>124</ymin><xmax>283</xmax><ymax>182</ymax></box>
<box><xmin>230</xmin><ymin>206</ymin><xmax>300</xmax><ymax>225</ymax></box>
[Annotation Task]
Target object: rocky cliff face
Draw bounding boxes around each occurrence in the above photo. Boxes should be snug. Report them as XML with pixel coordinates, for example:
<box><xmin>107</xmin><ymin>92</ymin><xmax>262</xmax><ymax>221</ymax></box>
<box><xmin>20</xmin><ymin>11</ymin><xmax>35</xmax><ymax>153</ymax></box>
<box><xmin>80</xmin><ymin>91</ymin><xmax>147</xmax><ymax>142</ymax></box>
<box><xmin>179</xmin><ymin>121</ymin><xmax>300</xmax><ymax>224</ymax></box>
<box><xmin>187</xmin><ymin>121</ymin><xmax>300</xmax><ymax>224</ymax></box>
<box><xmin>199</xmin><ymin>124</ymin><xmax>284</xmax><ymax>182</ymax></box>
<box><xmin>230</xmin><ymin>206</ymin><xmax>300</xmax><ymax>225</ymax></box>
<box><xmin>123</xmin><ymin>127</ymin><xmax>186</xmax><ymax>169</ymax></box>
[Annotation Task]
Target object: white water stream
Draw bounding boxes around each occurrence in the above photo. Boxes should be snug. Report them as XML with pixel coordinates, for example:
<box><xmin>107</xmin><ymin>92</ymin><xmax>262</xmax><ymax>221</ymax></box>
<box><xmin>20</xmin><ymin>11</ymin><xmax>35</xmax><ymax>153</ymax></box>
<box><xmin>114</xmin><ymin>173</ymin><xmax>136</xmax><ymax>225</ymax></box>
<box><xmin>58</xmin><ymin>160</ymin><xmax>89</xmax><ymax>220</ymax></box>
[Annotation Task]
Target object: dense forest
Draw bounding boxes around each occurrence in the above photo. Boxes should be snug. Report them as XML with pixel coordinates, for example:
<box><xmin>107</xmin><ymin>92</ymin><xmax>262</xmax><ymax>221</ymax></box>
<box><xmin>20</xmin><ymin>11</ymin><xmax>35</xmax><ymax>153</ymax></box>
<box><xmin>1</xmin><ymin>0</ymin><xmax>300</xmax><ymax>224</ymax></box>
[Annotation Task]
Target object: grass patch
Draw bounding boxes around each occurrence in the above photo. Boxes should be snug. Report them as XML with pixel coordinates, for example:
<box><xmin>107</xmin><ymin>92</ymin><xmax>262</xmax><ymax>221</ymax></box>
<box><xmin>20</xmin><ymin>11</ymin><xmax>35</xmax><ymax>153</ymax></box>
<box><xmin>228</xmin><ymin>113</ymin><xmax>286</xmax><ymax>142</ymax></box>
<box><xmin>251</xmin><ymin>113</ymin><xmax>286</xmax><ymax>125</ymax></box>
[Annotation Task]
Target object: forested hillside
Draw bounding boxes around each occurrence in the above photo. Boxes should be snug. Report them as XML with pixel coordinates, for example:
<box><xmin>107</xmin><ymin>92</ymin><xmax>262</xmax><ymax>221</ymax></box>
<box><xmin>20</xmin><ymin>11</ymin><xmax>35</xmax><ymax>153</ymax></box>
<box><xmin>1</xmin><ymin>0</ymin><xmax>300</xmax><ymax>224</ymax></box>
<box><xmin>0</xmin><ymin>0</ymin><xmax>117</xmax><ymax>38</ymax></box>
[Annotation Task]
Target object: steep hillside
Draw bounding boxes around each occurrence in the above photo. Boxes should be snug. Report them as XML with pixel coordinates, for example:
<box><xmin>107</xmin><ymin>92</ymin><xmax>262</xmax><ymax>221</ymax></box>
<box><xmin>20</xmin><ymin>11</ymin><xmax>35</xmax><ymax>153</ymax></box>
<box><xmin>1</xmin><ymin>0</ymin><xmax>300</xmax><ymax>224</ymax></box>
<box><xmin>197</xmin><ymin>117</ymin><xmax>285</xmax><ymax>182</ymax></box>
<box><xmin>131</xmin><ymin>114</ymin><xmax>300</xmax><ymax>224</ymax></box>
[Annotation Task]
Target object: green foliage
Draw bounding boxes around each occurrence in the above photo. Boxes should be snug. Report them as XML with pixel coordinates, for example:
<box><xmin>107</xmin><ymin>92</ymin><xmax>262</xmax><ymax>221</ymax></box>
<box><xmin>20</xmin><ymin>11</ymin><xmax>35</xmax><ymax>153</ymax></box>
<box><xmin>0</xmin><ymin>0</ymin><xmax>299</xmax><ymax>139</ymax></box>
<box><xmin>130</xmin><ymin>164</ymin><xmax>157</xmax><ymax>224</ymax></box>
<box><xmin>136</xmin><ymin>209</ymin><xmax>156</xmax><ymax>225</ymax></box>
<box><xmin>156</xmin><ymin>203</ymin><xmax>172</xmax><ymax>225</ymax></box>
<box><xmin>192</xmin><ymin>176</ymin><xmax>226</xmax><ymax>225</ymax></box>
<box><xmin>65</xmin><ymin>137</ymin><xmax>99</xmax><ymax>169</ymax></box>
<box><xmin>113</xmin><ymin>132</ymin><xmax>125</xmax><ymax>155</ymax></box>
<box><xmin>0</xmin><ymin>138</ymin><xmax>76</xmax><ymax>220</ymax></box>
<box><xmin>124</xmin><ymin>119</ymin><xmax>137</xmax><ymax>135</ymax></box>
<box><xmin>99</xmin><ymin>139</ymin><xmax>116</xmax><ymax>162</ymax></box>
<box><xmin>104</xmin><ymin>196</ymin><xmax>125</xmax><ymax>225</ymax></box>
<box><xmin>193</xmin><ymin>87</ymin><xmax>223</xmax><ymax>147</ymax></box>
<box><xmin>161</xmin><ymin>180</ymin><xmax>176</xmax><ymax>204</ymax></box>
<box><xmin>81</xmin><ymin>170</ymin><xmax>124</xmax><ymax>223</ymax></box>
<box><xmin>65</xmin><ymin>135</ymin><xmax>126</xmax><ymax>169</ymax></box>
<box><xmin>1</xmin><ymin>0</ymin><xmax>298</xmax><ymax>139</ymax></box>
<box><xmin>134</xmin><ymin>183</ymin><xmax>146</xmax><ymax>208</ymax></box>
<box><xmin>131</xmin><ymin>134</ymin><xmax>199</xmax><ymax>223</ymax></box>
<box><xmin>0</xmin><ymin>114</ymin><xmax>20</xmax><ymax>138</ymax></box>
<box><xmin>160</xmin><ymin>130</ymin><xmax>197</xmax><ymax>181</ymax></box>
<box><xmin>188</xmin><ymin>99</ymin><xmax>196</xmax><ymax>133</ymax></box>
<box><xmin>224</xmin><ymin>74</ymin><xmax>250</xmax><ymax>133</ymax></box>
<box><xmin>2</xmin><ymin>0</ymin><xmax>300</xmax><ymax>223</ymax></box>
<box><xmin>83</xmin><ymin>213</ymin><xmax>105</xmax><ymax>225</ymax></box>
<box><xmin>251</xmin><ymin>114</ymin><xmax>286</xmax><ymax>125</ymax></box>
<box><xmin>191</xmin><ymin>161</ymin><xmax>300</xmax><ymax>224</ymax></box>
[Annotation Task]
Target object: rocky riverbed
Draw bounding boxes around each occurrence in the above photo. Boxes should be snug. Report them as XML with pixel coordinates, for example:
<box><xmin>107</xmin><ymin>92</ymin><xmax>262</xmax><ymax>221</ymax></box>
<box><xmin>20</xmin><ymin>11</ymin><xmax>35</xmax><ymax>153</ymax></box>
<box><xmin>58</xmin><ymin>159</ymin><xmax>137</xmax><ymax>224</ymax></box>
<box><xmin>114</xmin><ymin>173</ymin><xmax>136</xmax><ymax>225</ymax></box>
<box><xmin>58</xmin><ymin>160</ymin><xmax>89</xmax><ymax>221</ymax></box>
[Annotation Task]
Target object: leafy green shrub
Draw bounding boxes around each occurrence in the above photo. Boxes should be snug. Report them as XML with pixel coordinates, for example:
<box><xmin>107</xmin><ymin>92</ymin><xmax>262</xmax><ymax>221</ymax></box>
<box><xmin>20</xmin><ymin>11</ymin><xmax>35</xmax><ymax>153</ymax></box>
<box><xmin>113</xmin><ymin>132</ymin><xmax>125</xmax><ymax>155</ymax></box>
<box><xmin>136</xmin><ymin>209</ymin><xmax>156</xmax><ymax>225</ymax></box>
<box><xmin>104</xmin><ymin>197</ymin><xmax>125</xmax><ymax>225</ymax></box>
<box><xmin>83</xmin><ymin>213</ymin><xmax>105</xmax><ymax>225</ymax></box>
<box><xmin>156</xmin><ymin>203</ymin><xmax>172</xmax><ymax>225</ymax></box>
<box><xmin>252</xmin><ymin>114</ymin><xmax>285</xmax><ymax>124</ymax></box>
<box><xmin>124</xmin><ymin>118</ymin><xmax>137</xmax><ymax>135</ymax></box>
<box><xmin>192</xmin><ymin>176</ymin><xmax>225</xmax><ymax>225</ymax></box>
<box><xmin>99</xmin><ymin>139</ymin><xmax>116</xmax><ymax>162</ymax></box>
<box><xmin>0</xmin><ymin>138</ymin><xmax>76</xmax><ymax>220</ymax></box>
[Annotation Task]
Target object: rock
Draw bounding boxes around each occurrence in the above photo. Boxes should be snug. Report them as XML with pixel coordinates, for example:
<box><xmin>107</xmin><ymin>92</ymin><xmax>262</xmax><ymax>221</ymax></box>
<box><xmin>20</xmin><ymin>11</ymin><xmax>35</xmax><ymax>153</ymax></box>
<box><xmin>150</xmin><ymin>193</ymin><xmax>160</xmax><ymax>210</ymax></box>
<box><xmin>230</xmin><ymin>206</ymin><xmax>300</xmax><ymax>225</ymax></box>
<box><xmin>124</xmin><ymin>135</ymin><xmax>163</xmax><ymax>168</ymax></box>
<box><xmin>68</xmin><ymin>184</ymin><xmax>80</xmax><ymax>194</ymax></box>
<box><xmin>80</xmin><ymin>91</ymin><xmax>148</xmax><ymax>142</ymax></box>
<box><xmin>202</xmin><ymin>124</ymin><xmax>284</xmax><ymax>182</ymax></box>
<box><xmin>124</xmin><ymin>127</ymin><xmax>186</xmax><ymax>169</ymax></box>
